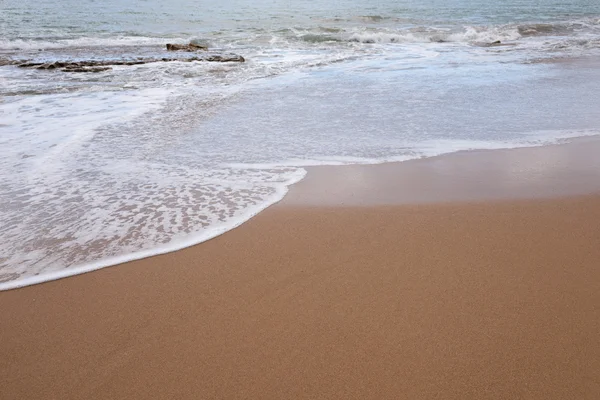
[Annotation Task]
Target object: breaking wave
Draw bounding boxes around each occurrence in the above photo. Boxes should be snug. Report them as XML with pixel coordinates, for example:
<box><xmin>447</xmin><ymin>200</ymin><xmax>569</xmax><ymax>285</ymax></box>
<box><xmin>2</xmin><ymin>17</ymin><xmax>599</xmax><ymax>53</ymax></box>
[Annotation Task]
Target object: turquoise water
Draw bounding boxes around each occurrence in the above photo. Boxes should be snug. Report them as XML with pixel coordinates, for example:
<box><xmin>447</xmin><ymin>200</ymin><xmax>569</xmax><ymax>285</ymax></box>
<box><xmin>1</xmin><ymin>0</ymin><xmax>600</xmax><ymax>288</ymax></box>
<box><xmin>2</xmin><ymin>0</ymin><xmax>599</xmax><ymax>40</ymax></box>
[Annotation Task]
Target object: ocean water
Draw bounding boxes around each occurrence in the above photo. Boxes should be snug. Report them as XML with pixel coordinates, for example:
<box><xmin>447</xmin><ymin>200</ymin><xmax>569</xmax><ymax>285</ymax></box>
<box><xmin>1</xmin><ymin>0</ymin><xmax>600</xmax><ymax>289</ymax></box>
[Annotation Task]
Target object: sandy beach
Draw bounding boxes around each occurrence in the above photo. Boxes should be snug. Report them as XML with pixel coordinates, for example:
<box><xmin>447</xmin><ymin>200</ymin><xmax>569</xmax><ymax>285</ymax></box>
<box><xmin>2</xmin><ymin>140</ymin><xmax>600</xmax><ymax>399</ymax></box>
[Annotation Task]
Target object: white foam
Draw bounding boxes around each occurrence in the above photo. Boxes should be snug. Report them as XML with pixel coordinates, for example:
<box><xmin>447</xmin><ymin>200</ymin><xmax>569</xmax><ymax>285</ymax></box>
<box><xmin>0</xmin><ymin>168</ymin><xmax>306</xmax><ymax>291</ymax></box>
<box><xmin>0</xmin><ymin>36</ymin><xmax>190</xmax><ymax>51</ymax></box>
<box><xmin>6</xmin><ymin>125</ymin><xmax>595</xmax><ymax>291</ymax></box>
<box><xmin>316</xmin><ymin>25</ymin><xmax>523</xmax><ymax>45</ymax></box>
<box><xmin>224</xmin><ymin>129</ymin><xmax>600</xmax><ymax>171</ymax></box>
<box><xmin>0</xmin><ymin>88</ymin><xmax>170</xmax><ymax>177</ymax></box>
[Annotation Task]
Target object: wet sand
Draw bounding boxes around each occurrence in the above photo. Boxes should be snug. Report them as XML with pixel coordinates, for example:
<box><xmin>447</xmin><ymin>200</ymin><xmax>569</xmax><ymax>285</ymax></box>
<box><xmin>2</xmin><ymin>140</ymin><xmax>600</xmax><ymax>399</ymax></box>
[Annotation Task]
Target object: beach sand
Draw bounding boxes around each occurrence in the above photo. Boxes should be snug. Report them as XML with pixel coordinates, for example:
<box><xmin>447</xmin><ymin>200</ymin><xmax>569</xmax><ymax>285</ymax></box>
<box><xmin>2</xmin><ymin>139</ymin><xmax>600</xmax><ymax>399</ymax></box>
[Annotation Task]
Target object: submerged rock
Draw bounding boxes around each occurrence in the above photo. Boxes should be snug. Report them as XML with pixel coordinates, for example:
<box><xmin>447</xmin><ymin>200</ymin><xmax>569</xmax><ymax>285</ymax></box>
<box><xmin>2</xmin><ymin>41</ymin><xmax>244</xmax><ymax>73</ymax></box>
<box><xmin>37</xmin><ymin>62</ymin><xmax>67</xmax><ymax>70</ymax></box>
<box><xmin>472</xmin><ymin>40</ymin><xmax>515</xmax><ymax>48</ymax></box>
<box><xmin>0</xmin><ymin>59</ymin><xmax>16</xmax><ymax>67</ymax></box>
<box><xmin>166</xmin><ymin>43</ymin><xmax>208</xmax><ymax>51</ymax></box>
<box><xmin>11</xmin><ymin>52</ymin><xmax>245</xmax><ymax>72</ymax></box>
<box><xmin>63</xmin><ymin>66</ymin><xmax>112</xmax><ymax>73</ymax></box>
<box><xmin>202</xmin><ymin>54</ymin><xmax>245</xmax><ymax>62</ymax></box>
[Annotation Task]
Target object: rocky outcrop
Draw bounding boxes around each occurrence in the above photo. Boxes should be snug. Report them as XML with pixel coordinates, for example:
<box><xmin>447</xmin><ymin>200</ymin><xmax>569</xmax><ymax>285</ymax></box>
<box><xmin>63</xmin><ymin>66</ymin><xmax>113</xmax><ymax>73</ymax></box>
<box><xmin>166</xmin><ymin>43</ymin><xmax>208</xmax><ymax>51</ymax></box>
<box><xmin>8</xmin><ymin>52</ymin><xmax>245</xmax><ymax>72</ymax></box>
<box><xmin>200</xmin><ymin>54</ymin><xmax>245</xmax><ymax>62</ymax></box>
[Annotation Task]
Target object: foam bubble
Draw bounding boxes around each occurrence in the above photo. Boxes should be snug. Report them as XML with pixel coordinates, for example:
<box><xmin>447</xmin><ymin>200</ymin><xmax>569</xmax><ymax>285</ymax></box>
<box><xmin>0</xmin><ymin>167</ymin><xmax>306</xmax><ymax>290</ymax></box>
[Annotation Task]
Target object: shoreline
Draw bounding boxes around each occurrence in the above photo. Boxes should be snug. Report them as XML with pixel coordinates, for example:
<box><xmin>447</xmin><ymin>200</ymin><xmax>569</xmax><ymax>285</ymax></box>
<box><xmin>2</xmin><ymin>135</ymin><xmax>600</xmax><ymax>291</ymax></box>
<box><xmin>289</xmin><ymin>134</ymin><xmax>600</xmax><ymax>206</ymax></box>
<box><xmin>2</xmin><ymin>138</ymin><xmax>600</xmax><ymax>398</ymax></box>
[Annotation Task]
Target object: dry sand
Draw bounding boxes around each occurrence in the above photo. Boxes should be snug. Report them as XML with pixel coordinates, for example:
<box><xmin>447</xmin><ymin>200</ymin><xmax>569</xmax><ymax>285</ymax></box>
<box><xmin>2</xmin><ymin>140</ymin><xmax>600</xmax><ymax>399</ymax></box>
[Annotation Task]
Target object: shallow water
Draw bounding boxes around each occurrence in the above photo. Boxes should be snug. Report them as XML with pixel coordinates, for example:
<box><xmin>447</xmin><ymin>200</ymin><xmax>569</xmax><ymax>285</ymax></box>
<box><xmin>1</xmin><ymin>0</ymin><xmax>600</xmax><ymax>288</ymax></box>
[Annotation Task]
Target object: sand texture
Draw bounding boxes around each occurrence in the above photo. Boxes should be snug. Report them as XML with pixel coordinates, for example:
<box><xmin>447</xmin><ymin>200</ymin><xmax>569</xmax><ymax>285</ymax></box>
<box><xmin>2</xmin><ymin>141</ymin><xmax>600</xmax><ymax>399</ymax></box>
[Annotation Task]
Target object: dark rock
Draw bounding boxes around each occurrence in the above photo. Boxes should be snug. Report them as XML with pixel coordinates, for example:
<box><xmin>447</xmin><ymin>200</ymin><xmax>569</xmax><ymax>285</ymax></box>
<box><xmin>15</xmin><ymin>50</ymin><xmax>245</xmax><ymax>73</ymax></box>
<box><xmin>38</xmin><ymin>62</ymin><xmax>61</xmax><ymax>70</ymax></box>
<box><xmin>203</xmin><ymin>54</ymin><xmax>246</xmax><ymax>63</ymax></box>
<box><xmin>476</xmin><ymin>40</ymin><xmax>501</xmax><ymax>47</ymax></box>
<box><xmin>18</xmin><ymin>62</ymin><xmax>44</xmax><ymax>68</ymax></box>
<box><xmin>62</xmin><ymin>66</ymin><xmax>112</xmax><ymax>73</ymax></box>
<box><xmin>472</xmin><ymin>40</ymin><xmax>515</xmax><ymax>48</ymax></box>
<box><xmin>166</xmin><ymin>43</ymin><xmax>208</xmax><ymax>52</ymax></box>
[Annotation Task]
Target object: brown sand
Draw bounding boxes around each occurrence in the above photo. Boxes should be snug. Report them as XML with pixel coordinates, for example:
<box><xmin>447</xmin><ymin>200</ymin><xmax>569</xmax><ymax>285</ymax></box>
<box><xmin>2</xmin><ymin>141</ymin><xmax>600</xmax><ymax>399</ymax></box>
